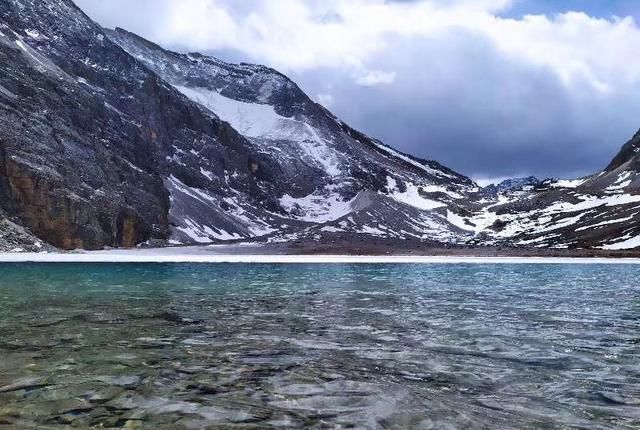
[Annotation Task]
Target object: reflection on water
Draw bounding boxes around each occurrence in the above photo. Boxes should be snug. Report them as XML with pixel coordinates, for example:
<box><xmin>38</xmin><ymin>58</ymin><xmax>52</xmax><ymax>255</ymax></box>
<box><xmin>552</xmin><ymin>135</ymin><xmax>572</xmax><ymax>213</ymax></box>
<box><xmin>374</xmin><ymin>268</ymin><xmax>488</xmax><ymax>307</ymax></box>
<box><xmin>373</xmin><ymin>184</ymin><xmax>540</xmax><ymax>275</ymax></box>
<box><xmin>0</xmin><ymin>263</ymin><xmax>639</xmax><ymax>429</ymax></box>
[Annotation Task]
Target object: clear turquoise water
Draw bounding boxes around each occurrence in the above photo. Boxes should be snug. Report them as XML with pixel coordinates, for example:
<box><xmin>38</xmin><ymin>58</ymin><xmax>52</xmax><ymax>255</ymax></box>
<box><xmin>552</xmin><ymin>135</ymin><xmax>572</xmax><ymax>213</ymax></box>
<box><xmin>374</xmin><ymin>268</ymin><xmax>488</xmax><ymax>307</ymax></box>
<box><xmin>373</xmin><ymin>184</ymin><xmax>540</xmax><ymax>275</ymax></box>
<box><xmin>0</xmin><ymin>263</ymin><xmax>639</xmax><ymax>429</ymax></box>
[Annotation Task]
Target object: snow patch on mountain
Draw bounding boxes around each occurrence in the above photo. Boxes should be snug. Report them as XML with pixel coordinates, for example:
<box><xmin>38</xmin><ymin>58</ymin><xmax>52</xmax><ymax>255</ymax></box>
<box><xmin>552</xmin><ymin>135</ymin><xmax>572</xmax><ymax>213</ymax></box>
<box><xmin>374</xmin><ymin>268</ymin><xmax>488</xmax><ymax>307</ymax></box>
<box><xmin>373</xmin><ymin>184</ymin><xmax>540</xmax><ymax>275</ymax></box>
<box><xmin>280</xmin><ymin>187</ymin><xmax>357</xmax><ymax>223</ymax></box>
<box><xmin>575</xmin><ymin>215</ymin><xmax>635</xmax><ymax>231</ymax></box>
<box><xmin>603</xmin><ymin>234</ymin><xmax>640</xmax><ymax>250</ymax></box>
<box><xmin>544</xmin><ymin>193</ymin><xmax>640</xmax><ymax>212</ymax></box>
<box><xmin>175</xmin><ymin>85</ymin><xmax>282</xmax><ymax>138</ymax></box>
<box><xmin>606</xmin><ymin>171</ymin><xmax>633</xmax><ymax>191</ymax></box>
<box><xmin>174</xmin><ymin>85</ymin><xmax>341</xmax><ymax>176</ymax></box>
<box><xmin>385</xmin><ymin>177</ymin><xmax>446</xmax><ymax>211</ymax></box>
<box><xmin>552</xmin><ymin>178</ymin><xmax>587</xmax><ymax>188</ymax></box>
<box><xmin>446</xmin><ymin>210</ymin><xmax>476</xmax><ymax>232</ymax></box>
<box><xmin>176</xmin><ymin>217</ymin><xmax>243</xmax><ymax>243</ymax></box>
<box><xmin>358</xmin><ymin>225</ymin><xmax>387</xmax><ymax>236</ymax></box>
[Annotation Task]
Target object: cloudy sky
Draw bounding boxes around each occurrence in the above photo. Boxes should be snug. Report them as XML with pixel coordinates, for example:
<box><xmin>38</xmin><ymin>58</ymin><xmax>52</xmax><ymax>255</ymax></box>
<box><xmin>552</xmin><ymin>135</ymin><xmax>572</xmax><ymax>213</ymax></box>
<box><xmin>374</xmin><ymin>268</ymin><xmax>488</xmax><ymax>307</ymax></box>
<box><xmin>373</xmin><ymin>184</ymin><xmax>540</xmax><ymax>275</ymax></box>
<box><xmin>75</xmin><ymin>0</ymin><xmax>640</xmax><ymax>182</ymax></box>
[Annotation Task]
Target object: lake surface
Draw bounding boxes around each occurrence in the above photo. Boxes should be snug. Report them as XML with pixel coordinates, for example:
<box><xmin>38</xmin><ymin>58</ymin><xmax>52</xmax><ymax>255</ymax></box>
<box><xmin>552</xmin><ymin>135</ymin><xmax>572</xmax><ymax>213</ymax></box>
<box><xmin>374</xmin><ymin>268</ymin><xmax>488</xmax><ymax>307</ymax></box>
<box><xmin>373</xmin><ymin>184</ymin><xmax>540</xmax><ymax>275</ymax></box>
<box><xmin>0</xmin><ymin>263</ymin><xmax>639</xmax><ymax>429</ymax></box>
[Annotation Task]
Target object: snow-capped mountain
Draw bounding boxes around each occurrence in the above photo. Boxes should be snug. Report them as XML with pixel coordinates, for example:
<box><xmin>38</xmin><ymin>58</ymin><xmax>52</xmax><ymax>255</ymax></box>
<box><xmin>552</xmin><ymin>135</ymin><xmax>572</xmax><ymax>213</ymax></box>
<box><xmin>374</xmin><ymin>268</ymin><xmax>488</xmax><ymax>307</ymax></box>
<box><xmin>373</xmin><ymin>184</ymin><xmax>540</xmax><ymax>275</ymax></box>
<box><xmin>0</xmin><ymin>0</ymin><xmax>638</xmax><ymax>251</ymax></box>
<box><xmin>481</xmin><ymin>177</ymin><xmax>542</xmax><ymax>196</ymax></box>
<box><xmin>106</xmin><ymin>27</ymin><xmax>487</xmax><ymax>246</ymax></box>
<box><xmin>457</xmin><ymin>137</ymin><xmax>640</xmax><ymax>250</ymax></box>
<box><xmin>0</xmin><ymin>0</ymin><xmax>481</xmax><ymax>250</ymax></box>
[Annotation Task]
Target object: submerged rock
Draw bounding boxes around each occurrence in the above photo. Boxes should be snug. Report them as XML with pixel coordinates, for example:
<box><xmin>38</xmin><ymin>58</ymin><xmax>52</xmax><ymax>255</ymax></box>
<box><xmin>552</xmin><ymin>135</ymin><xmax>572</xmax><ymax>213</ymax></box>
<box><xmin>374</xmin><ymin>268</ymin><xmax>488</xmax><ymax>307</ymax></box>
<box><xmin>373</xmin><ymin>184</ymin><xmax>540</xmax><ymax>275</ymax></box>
<box><xmin>0</xmin><ymin>377</ymin><xmax>49</xmax><ymax>393</ymax></box>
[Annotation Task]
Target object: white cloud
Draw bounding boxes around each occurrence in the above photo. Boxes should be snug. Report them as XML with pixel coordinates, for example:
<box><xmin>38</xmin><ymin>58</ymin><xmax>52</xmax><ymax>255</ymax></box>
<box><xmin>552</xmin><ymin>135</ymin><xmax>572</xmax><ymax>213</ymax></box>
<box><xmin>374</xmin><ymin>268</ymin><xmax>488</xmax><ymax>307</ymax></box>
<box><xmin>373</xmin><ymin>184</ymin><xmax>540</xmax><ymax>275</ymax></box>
<box><xmin>481</xmin><ymin>12</ymin><xmax>640</xmax><ymax>93</ymax></box>
<box><xmin>74</xmin><ymin>0</ymin><xmax>640</xmax><ymax>178</ymax></box>
<box><xmin>355</xmin><ymin>70</ymin><xmax>397</xmax><ymax>86</ymax></box>
<box><xmin>77</xmin><ymin>0</ymin><xmax>640</xmax><ymax>93</ymax></box>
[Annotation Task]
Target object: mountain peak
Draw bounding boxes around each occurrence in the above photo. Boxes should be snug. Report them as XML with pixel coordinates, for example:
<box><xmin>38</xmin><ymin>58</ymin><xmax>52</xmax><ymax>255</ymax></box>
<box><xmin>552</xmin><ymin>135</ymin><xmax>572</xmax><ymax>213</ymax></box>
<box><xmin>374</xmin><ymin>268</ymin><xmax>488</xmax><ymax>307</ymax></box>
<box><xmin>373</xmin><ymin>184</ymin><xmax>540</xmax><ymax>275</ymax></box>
<box><xmin>483</xmin><ymin>176</ymin><xmax>540</xmax><ymax>194</ymax></box>
<box><xmin>606</xmin><ymin>128</ymin><xmax>640</xmax><ymax>172</ymax></box>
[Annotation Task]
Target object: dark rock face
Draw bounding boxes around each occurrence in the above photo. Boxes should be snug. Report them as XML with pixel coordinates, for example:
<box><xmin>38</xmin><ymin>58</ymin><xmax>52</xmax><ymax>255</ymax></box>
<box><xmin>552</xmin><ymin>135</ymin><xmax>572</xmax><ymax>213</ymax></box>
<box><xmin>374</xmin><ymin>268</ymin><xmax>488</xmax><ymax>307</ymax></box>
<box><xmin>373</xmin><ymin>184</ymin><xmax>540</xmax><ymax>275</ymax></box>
<box><xmin>0</xmin><ymin>0</ymin><xmax>276</xmax><ymax>249</ymax></box>
<box><xmin>0</xmin><ymin>0</ymin><xmax>638</xmax><ymax>251</ymax></box>
<box><xmin>606</xmin><ymin>129</ymin><xmax>640</xmax><ymax>173</ymax></box>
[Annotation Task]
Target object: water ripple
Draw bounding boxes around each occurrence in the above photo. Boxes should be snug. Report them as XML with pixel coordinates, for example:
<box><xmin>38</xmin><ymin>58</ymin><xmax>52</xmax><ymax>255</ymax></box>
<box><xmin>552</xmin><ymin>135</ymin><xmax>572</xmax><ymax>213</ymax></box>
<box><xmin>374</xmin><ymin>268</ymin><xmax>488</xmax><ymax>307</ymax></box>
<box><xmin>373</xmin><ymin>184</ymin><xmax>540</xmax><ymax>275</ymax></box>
<box><xmin>0</xmin><ymin>263</ymin><xmax>638</xmax><ymax>429</ymax></box>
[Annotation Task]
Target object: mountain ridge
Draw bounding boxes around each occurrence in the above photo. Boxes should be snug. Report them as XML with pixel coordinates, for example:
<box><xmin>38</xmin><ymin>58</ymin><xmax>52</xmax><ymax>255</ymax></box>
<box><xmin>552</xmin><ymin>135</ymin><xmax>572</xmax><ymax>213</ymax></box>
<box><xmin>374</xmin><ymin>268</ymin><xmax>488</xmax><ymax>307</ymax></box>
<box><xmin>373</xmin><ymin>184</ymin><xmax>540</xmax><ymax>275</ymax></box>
<box><xmin>105</xmin><ymin>24</ymin><xmax>482</xmax><ymax>246</ymax></box>
<box><xmin>0</xmin><ymin>0</ymin><xmax>638</xmax><ymax>252</ymax></box>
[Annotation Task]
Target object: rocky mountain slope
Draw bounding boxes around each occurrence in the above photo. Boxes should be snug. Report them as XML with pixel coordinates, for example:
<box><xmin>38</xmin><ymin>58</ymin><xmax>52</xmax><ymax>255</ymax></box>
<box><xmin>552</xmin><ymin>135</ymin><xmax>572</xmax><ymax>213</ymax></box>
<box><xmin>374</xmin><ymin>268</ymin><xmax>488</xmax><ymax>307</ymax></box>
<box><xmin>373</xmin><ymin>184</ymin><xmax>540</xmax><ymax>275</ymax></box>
<box><xmin>0</xmin><ymin>0</ymin><xmax>638</xmax><ymax>252</ymax></box>
<box><xmin>106</xmin><ymin>27</ymin><xmax>487</xmax><ymax>247</ymax></box>
<box><xmin>0</xmin><ymin>207</ymin><xmax>48</xmax><ymax>252</ymax></box>
<box><xmin>458</xmin><ymin>138</ymin><xmax>640</xmax><ymax>250</ymax></box>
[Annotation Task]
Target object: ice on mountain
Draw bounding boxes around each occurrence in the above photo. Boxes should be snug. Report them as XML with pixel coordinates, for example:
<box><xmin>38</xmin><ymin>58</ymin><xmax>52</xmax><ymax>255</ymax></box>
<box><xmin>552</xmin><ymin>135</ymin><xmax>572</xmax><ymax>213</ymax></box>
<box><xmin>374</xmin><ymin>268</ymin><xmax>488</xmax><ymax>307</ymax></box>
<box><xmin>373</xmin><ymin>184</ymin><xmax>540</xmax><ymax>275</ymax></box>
<box><xmin>175</xmin><ymin>85</ymin><xmax>342</xmax><ymax>177</ymax></box>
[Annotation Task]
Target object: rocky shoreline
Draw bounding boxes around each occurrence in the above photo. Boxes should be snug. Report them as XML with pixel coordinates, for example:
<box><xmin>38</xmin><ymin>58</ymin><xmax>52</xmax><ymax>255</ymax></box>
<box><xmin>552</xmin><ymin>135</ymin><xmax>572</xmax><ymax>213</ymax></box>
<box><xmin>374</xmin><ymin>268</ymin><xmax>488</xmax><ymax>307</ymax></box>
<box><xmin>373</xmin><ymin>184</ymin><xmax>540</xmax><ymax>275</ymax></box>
<box><xmin>283</xmin><ymin>240</ymin><xmax>640</xmax><ymax>259</ymax></box>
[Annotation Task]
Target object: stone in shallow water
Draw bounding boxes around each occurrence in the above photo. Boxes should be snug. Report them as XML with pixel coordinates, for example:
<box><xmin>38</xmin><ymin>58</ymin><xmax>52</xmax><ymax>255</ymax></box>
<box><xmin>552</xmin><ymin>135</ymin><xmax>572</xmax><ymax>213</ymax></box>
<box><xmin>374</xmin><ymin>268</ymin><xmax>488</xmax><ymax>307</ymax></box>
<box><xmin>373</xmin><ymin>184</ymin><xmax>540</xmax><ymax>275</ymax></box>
<box><xmin>274</xmin><ymin>384</ymin><xmax>326</xmax><ymax>396</ymax></box>
<box><xmin>30</xmin><ymin>317</ymin><xmax>69</xmax><ymax>328</ymax></box>
<box><xmin>95</xmin><ymin>375</ymin><xmax>142</xmax><ymax>389</ymax></box>
<box><xmin>115</xmin><ymin>353</ymin><xmax>138</xmax><ymax>361</ymax></box>
<box><xmin>86</xmin><ymin>387</ymin><xmax>126</xmax><ymax>403</ymax></box>
<box><xmin>185</xmin><ymin>382</ymin><xmax>219</xmax><ymax>395</ymax></box>
<box><xmin>0</xmin><ymin>407</ymin><xmax>19</xmax><ymax>425</ymax></box>
<box><xmin>124</xmin><ymin>419</ymin><xmax>143</xmax><ymax>429</ymax></box>
<box><xmin>0</xmin><ymin>377</ymin><xmax>48</xmax><ymax>393</ymax></box>
<box><xmin>597</xmin><ymin>391</ymin><xmax>640</xmax><ymax>406</ymax></box>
